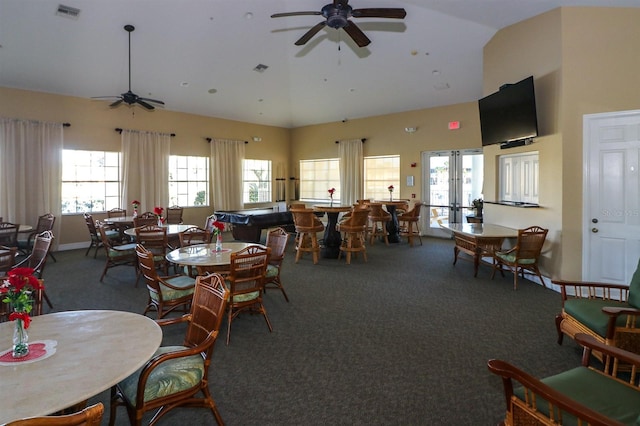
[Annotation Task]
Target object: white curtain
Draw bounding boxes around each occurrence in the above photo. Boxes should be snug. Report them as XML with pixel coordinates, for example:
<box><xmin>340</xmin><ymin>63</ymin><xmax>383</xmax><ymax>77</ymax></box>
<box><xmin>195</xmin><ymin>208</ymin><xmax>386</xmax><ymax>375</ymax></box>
<box><xmin>211</xmin><ymin>138</ymin><xmax>245</xmax><ymax>211</ymax></box>
<box><xmin>339</xmin><ymin>139</ymin><xmax>364</xmax><ymax>206</ymax></box>
<box><xmin>120</xmin><ymin>130</ymin><xmax>170</xmax><ymax>213</ymax></box>
<box><xmin>0</xmin><ymin>117</ymin><xmax>63</xmax><ymax>248</ymax></box>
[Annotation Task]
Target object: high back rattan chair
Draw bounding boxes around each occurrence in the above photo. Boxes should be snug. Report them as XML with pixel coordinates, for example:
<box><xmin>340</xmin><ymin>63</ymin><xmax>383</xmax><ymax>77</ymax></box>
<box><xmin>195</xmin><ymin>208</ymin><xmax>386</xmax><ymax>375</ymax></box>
<box><xmin>109</xmin><ymin>273</ymin><xmax>228</xmax><ymax>426</ymax></box>
<box><xmin>84</xmin><ymin>213</ymin><xmax>120</xmax><ymax>258</ymax></box>
<box><xmin>179</xmin><ymin>226</ymin><xmax>212</xmax><ymax>277</ymax></box>
<box><xmin>264</xmin><ymin>227</ymin><xmax>290</xmax><ymax>302</ymax></box>
<box><xmin>0</xmin><ymin>222</ymin><xmax>20</xmax><ymax>248</ymax></box>
<box><xmin>0</xmin><ymin>245</ymin><xmax>17</xmax><ymax>275</ymax></box>
<box><xmin>17</xmin><ymin>213</ymin><xmax>56</xmax><ymax>260</ymax></box>
<box><xmin>367</xmin><ymin>203</ymin><xmax>391</xmax><ymax>245</ymax></box>
<box><xmin>134</xmin><ymin>225</ymin><xmax>169</xmax><ymax>274</ymax></box>
<box><xmin>7</xmin><ymin>402</ymin><xmax>104</xmax><ymax>426</ymax></box>
<box><xmin>107</xmin><ymin>208</ymin><xmax>127</xmax><ymax>218</ymax></box>
<box><xmin>133</xmin><ymin>212</ymin><xmax>157</xmax><ymax>228</ymax></box>
<box><xmin>97</xmin><ymin>222</ymin><xmax>138</xmax><ymax>283</ymax></box>
<box><xmin>290</xmin><ymin>208</ymin><xmax>324</xmax><ymax>264</ymax></box>
<box><xmin>491</xmin><ymin>225</ymin><xmax>548</xmax><ymax>289</ymax></box>
<box><xmin>136</xmin><ymin>244</ymin><xmax>195</xmax><ymax>319</ymax></box>
<box><xmin>225</xmin><ymin>245</ymin><xmax>272</xmax><ymax>344</ymax></box>
<box><xmin>337</xmin><ymin>207</ymin><xmax>370</xmax><ymax>264</ymax></box>
<box><xmin>398</xmin><ymin>202</ymin><xmax>424</xmax><ymax>247</ymax></box>
<box><xmin>13</xmin><ymin>230</ymin><xmax>54</xmax><ymax>315</ymax></box>
<box><xmin>165</xmin><ymin>205</ymin><xmax>184</xmax><ymax>224</ymax></box>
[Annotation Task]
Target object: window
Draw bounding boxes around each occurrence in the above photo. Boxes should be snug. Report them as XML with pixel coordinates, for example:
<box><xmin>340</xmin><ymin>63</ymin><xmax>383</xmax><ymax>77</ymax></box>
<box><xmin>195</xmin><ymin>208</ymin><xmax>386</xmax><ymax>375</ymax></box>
<box><xmin>243</xmin><ymin>159</ymin><xmax>272</xmax><ymax>203</ymax></box>
<box><xmin>499</xmin><ymin>152</ymin><xmax>539</xmax><ymax>204</ymax></box>
<box><xmin>61</xmin><ymin>150</ymin><xmax>121</xmax><ymax>214</ymax></box>
<box><xmin>169</xmin><ymin>155</ymin><xmax>209</xmax><ymax>207</ymax></box>
<box><xmin>364</xmin><ymin>155</ymin><xmax>400</xmax><ymax>200</ymax></box>
<box><xmin>299</xmin><ymin>159</ymin><xmax>340</xmax><ymax>202</ymax></box>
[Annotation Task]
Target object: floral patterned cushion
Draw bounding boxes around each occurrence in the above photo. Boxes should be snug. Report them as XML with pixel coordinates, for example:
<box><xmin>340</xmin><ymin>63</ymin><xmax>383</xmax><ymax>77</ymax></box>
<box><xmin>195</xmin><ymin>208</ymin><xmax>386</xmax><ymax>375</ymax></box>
<box><xmin>496</xmin><ymin>252</ymin><xmax>536</xmax><ymax>264</ymax></box>
<box><xmin>149</xmin><ymin>275</ymin><xmax>195</xmax><ymax>302</ymax></box>
<box><xmin>224</xmin><ymin>280</ymin><xmax>260</xmax><ymax>303</ymax></box>
<box><xmin>265</xmin><ymin>264</ymin><xmax>279</xmax><ymax>278</ymax></box>
<box><xmin>118</xmin><ymin>345</ymin><xmax>204</xmax><ymax>405</ymax></box>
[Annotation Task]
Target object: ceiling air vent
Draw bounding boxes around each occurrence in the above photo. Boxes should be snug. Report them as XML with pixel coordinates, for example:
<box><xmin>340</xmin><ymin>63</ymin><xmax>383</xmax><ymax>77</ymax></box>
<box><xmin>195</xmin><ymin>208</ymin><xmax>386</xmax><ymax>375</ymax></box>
<box><xmin>253</xmin><ymin>64</ymin><xmax>268</xmax><ymax>73</ymax></box>
<box><xmin>56</xmin><ymin>4</ymin><xmax>81</xmax><ymax>19</ymax></box>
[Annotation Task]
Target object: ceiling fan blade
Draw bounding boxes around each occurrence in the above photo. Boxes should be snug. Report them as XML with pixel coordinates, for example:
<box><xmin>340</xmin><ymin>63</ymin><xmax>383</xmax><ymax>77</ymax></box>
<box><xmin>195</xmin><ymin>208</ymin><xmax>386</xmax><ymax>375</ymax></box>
<box><xmin>136</xmin><ymin>99</ymin><xmax>155</xmax><ymax>110</ymax></box>
<box><xmin>295</xmin><ymin>21</ymin><xmax>327</xmax><ymax>46</ymax></box>
<box><xmin>91</xmin><ymin>96</ymin><xmax>119</xmax><ymax>99</ymax></box>
<box><xmin>351</xmin><ymin>8</ymin><xmax>407</xmax><ymax>19</ymax></box>
<box><xmin>109</xmin><ymin>99</ymin><xmax>124</xmax><ymax>108</ymax></box>
<box><xmin>138</xmin><ymin>97</ymin><xmax>165</xmax><ymax>105</ymax></box>
<box><xmin>343</xmin><ymin>20</ymin><xmax>370</xmax><ymax>47</ymax></box>
<box><xmin>271</xmin><ymin>11</ymin><xmax>322</xmax><ymax>18</ymax></box>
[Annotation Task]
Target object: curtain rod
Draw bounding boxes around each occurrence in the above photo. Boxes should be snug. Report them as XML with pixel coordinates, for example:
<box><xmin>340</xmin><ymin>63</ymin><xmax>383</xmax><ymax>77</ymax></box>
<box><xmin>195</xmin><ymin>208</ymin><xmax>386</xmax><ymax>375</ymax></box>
<box><xmin>335</xmin><ymin>138</ymin><xmax>366</xmax><ymax>144</ymax></box>
<box><xmin>115</xmin><ymin>128</ymin><xmax>175</xmax><ymax>137</ymax></box>
<box><xmin>205</xmin><ymin>137</ymin><xmax>249</xmax><ymax>144</ymax></box>
<box><xmin>63</xmin><ymin>123</ymin><xmax>70</xmax><ymax>127</ymax></box>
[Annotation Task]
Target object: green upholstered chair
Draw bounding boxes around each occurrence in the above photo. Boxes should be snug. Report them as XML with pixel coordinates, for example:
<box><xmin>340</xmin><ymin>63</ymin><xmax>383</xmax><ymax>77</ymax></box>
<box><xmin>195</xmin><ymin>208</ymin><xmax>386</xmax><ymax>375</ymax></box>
<box><xmin>109</xmin><ymin>273</ymin><xmax>228</xmax><ymax>426</ymax></box>
<box><xmin>136</xmin><ymin>244</ymin><xmax>195</xmax><ymax>319</ymax></box>
<box><xmin>555</xmin><ymin>257</ymin><xmax>640</xmax><ymax>360</ymax></box>
<box><xmin>491</xmin><ymin>225</ymin><xmax>548</xmax><ymax>289</ymax></box>
<box><xmin>225</xmin><ymin>244</ymin><xmax>271</xmax><ymax>345</ymax></box>
<box><xmin>489</xmin><ymin>333</ymin><xmax>640</xmax><ymax>426</ymax></box>
<box><xmin>84</xmin><ymin>213</ymin><xmax>120</xmax><ymax>258</ymax></box>
<box><xmin>264</xmin><ymin>227</ymin><xmax>290</xmax><ymax>301</ymax></box>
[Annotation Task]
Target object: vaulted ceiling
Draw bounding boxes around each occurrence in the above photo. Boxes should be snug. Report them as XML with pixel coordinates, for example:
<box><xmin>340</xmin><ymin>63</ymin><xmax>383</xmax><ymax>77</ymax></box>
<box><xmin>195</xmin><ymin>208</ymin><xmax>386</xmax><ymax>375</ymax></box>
<box><xmin>1</xmin><ymin>0</ymin><xmax>638</xmax><ymax>128</ymax></box>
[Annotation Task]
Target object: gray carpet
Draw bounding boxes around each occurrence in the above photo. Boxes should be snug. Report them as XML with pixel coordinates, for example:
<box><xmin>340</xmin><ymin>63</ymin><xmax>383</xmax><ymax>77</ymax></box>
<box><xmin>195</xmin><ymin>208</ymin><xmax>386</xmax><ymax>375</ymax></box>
<box><xmin>40</xmin><ymin>233</ymin><xmax>583</xmax><ymax>425</ymax></box>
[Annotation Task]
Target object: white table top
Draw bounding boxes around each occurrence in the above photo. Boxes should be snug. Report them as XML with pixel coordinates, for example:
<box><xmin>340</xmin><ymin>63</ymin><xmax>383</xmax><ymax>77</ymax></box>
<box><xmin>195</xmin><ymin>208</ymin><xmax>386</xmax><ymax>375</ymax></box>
<box><xmin>166</xmin><ymin>242</ymin><xmax>261</xmax><ymax>267</ymax></box>
<box><xmin>440</xmin><ymin>223</ymin><xmax>518</xmax><ymax>238</ymax></box>
<box><xmin>102</xmin><ymin>216</ymin><xmax>135</xmax><ymax>224</ymax></box>
<box><xmin>0</xmin><ymin>310</ymin><xmax>161</xmax><ymax>423</ymax></box>
<box><xmin>124</xmin><ymin>223</ymin><xmax>195</xmax><ymax>237</ymax></box>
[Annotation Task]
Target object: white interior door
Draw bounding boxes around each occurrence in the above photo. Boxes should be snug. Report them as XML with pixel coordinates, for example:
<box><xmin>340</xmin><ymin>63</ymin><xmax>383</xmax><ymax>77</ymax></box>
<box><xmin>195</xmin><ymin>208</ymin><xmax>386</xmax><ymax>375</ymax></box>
<box><xmin>421</xmin><ymin>149</ymin><xmax>483</xmax><ymax>237</ymax></box>
<box><xmin>584</xmin><ymin>110</ymin><xmax>640</xmax><ymax>283</ymax></box>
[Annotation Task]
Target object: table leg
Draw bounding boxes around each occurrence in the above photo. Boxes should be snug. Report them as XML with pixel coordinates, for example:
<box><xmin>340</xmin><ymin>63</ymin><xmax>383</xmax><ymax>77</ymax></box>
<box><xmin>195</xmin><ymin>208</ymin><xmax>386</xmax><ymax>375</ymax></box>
<box><xmin>321</xmin><ymin>212</ymin><xmax>342</xmax><ymax>258</ymax></box>
<box><xmin>385</xmin><ymin>205</ymin><xmax>400</xmax><ymax>243</ymax></box>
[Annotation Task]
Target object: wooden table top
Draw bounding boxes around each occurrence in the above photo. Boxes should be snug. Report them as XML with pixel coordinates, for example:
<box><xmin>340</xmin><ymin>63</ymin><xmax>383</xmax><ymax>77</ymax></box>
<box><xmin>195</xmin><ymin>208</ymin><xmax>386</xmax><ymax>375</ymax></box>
<box><xmin>0</xmin><ymin>310</ymin><xmax>161</xmax><ymax>423</ymax></box>
<box><xmin>313</xmin><ymin>205</ymin><xmax>352</xmax><ymax>213</ymax></box>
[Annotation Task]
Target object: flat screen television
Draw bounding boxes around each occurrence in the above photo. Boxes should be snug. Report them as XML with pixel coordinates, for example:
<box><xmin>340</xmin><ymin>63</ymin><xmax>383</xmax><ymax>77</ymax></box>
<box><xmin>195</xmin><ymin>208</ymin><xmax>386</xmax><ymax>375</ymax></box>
<box><xmin>478</xmin><ymin>76</ymin><xmax>538</xmax><ymax>147</ymax></box>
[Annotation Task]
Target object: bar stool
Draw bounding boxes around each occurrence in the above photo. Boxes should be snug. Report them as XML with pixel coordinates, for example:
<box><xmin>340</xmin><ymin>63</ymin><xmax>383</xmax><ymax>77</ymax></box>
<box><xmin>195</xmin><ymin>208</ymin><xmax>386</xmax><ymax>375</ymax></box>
<box><xmin>291</xmin><ymin>208</ymin><xmax>324</xmax><ymax>264</ymax></box>
<box><xmin>368</xmin><ymin>203</ymin><xmax>391</xmax><ymax>245</ymax></box>
<box><xmin>398</xmin><ymin>202</ymin><xmax>424</xmax><ymax>246</ymax></box>
<box><xmin>337</xmin><ymin>207</ymin><xmax>370</xmax><ymax>264</ymax></box>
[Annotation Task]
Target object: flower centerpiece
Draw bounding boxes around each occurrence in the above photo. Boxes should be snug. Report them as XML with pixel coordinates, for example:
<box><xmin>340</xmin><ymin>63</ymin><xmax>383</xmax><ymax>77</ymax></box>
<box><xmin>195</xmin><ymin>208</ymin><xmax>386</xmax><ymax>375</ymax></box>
<box><xmin>328</xmin><ymin>188</ymin><xmax>336</xmax><ymax>207</ymax></box>
<box><xmin>131</xmin><ymin>200</ymin><xmax>140</xmax><ymax>218</ymax></box>
<box><xmin>153</xmin><ymin>206</ymin><xmax>165</xmax><ymax>226</ymax></box>
<box><xmin>388</xmin><ymin>185</ymin><xmax>394</xmax><ymax>201</ymax></box>
<box><xmin>211</xmin><ymin>218</ymin><xmax>225</xmax><ymax>252</ymax></box>
<box><xmin>1</xmin><ymin>267</ymin><xmax>43</xmax><ymax>358</ymax></box>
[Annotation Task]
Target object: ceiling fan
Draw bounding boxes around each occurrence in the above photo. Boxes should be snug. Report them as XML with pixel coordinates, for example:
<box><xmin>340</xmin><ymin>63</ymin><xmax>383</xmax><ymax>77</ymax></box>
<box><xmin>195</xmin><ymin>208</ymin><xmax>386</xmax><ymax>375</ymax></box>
<box><xmin>92</xmin><ymin>25</ymin><xmax>164</xmax><ymax>110</ymax></box>
<box><xmin>271</xmin><ymin>0</ymin><xmax>406</xmax><ymax>47</ymax></box>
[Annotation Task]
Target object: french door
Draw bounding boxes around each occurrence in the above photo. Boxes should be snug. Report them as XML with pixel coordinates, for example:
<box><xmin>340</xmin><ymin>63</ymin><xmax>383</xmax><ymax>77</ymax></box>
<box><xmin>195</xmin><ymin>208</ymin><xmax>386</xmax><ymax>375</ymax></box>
<box><xmin>421</xmin><ymin>149</ymin><xmax>484</xmax><ymax>237</ymax></box>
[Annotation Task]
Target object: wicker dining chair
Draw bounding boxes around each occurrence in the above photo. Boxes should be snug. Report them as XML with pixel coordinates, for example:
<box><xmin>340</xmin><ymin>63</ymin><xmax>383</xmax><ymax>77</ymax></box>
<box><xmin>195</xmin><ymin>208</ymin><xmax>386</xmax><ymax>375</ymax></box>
<box><xmin>107</xmin><ymin>208</ymin><xmax>127</xmax><ymax>218</ymax></box>
<box><xmin>17</xmin><ymin>213</ymin><xmax>56</xmax><ymax>261</ymax></box>
<box><xmin>178</xmin><ymin>226</ymin><xmax>212</xmax><ymax>277</ymax></box>
<box><xmin>12</xmin><ymin>231</ymin><xmax>54</xmax><ymax>315</ymax></box>
<box><xmin>398</xmin><ymin>202</ymin><xmax>424</xmax><ymax>247</ymax></box>
<box><xmin>109</xmin><ymin>274</ymin><xmax>227</xmax><ymax>426</ymax></box>
<box><xmin>337</xmin><ymin>207</ymin><xmax>370</xmax><ymax>264</ymax></box>
<box><xmin>165</xmin><ymin>205</ymin><xmax>184</xmax><ymax>224</ymax></box>
<box><xmin>6</xmin><ymin>402</ymin><xmax>104</xmax><ymax>426</ymax></box>
<box><xmin>133</xmin><ymin>212</ymin><xmax>157</xmax><ymax>228</ymax></box>
<box><xmin>367</xmin><ymin>203</ymin><xmax>391</xmax><ymax>245</ymax></box>
<box><xmin>0</xmin><ymin>222</ymin><xmax>20</xmax><ymax>248</ymax></box>
<box><xmin>290</xmin><ymin>208</ymin><xmax>324</xmax><ymax>264</ymax></box>
<box><xmin>134</xmin><ymin>225</ymin><xmax>169</xmax><ymax>274</ymax></box>
<box><xmin>97</xmin><ymin>222</ymin><xmax>138</xmax><ymax>283</ymax></box>
<box><xmin>491</xmin><ymin>225</ymin><xmax>548</xmax><ymax>289</ymax></box>
<box><xmin>264</xmin><ymin>227</ymin><xmax>290</xmax><ymax>301</ymax></box>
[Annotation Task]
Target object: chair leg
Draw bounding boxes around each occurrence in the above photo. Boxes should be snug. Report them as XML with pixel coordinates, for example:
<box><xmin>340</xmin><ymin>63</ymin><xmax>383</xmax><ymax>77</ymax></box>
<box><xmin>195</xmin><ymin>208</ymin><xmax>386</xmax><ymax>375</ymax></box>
<box><xmin>555</xmin><ymin>314</ymin><xmax>565</xmax><ymax>345</ymax></box>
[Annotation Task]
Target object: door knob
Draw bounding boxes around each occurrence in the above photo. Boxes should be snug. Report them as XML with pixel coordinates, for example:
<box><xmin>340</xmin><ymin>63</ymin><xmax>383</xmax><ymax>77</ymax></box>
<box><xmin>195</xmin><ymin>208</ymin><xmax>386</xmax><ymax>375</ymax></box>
<box><xmin>592</xmin><ymin>218</ymin><xmax>598</xmax><ymax>223</ymax></box>
<box><xmin>592</xmin><ymin>228</ymin><xmax>598</xmax><ymax>233</ymax></box>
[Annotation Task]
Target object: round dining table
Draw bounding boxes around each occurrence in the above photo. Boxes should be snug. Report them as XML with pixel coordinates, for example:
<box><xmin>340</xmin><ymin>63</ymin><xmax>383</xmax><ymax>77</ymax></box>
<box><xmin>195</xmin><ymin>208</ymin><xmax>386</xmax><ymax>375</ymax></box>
<box><xmin>0</xmin><ymin>310</ymin><xmax>161</xmax><ymax>424</ymax></box>
<box><xmin>124</xmin><ymin>223</ymin><xmax>195</xmax><ymax>238</ymax></box>
<box><xmin>313</xmin><ymin>205</ymin><xmax>352</xmax><ymax>258</ymax></box>
<box><xmin>166</xmin><ymin>241</ymin><xmax>264</xmax><ymax>275</ymax></box>
<box><xmin>374</xmin><ymin>200</ymin><xmax>409</xmax><ymax>243</ymax></box>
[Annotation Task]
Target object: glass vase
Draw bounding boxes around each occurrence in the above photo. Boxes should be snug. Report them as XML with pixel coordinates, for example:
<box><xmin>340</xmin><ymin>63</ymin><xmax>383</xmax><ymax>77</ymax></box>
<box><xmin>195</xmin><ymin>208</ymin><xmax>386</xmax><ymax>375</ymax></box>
<box><xmin>389</xmin><ymin>193</ymin><xmax>393</xmax><ymax>201</ymax></box>
<box><xmin>132</xmin><ymin>208</ymin><xmax>138</xmax><ymax>218</ymax></box>
<box><xmin>12</xmin><ymin>317</ymin><xmax>29</xmax><ymax>358</ymax></box>
<box><xmin>215</xmin><ymin>233</ymin><xmax>223</xmax><ymax>252</ymax></box>
<box><xmin>158</xmin><ymin>218</ymin><xmax>163</xmax><ymax>227</ymax></box>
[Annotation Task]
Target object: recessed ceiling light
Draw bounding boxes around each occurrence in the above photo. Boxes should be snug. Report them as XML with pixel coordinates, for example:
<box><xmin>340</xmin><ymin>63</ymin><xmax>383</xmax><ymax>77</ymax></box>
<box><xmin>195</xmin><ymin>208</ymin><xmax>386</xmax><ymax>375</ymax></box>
<box><xmin>208</xmin><ymin>88</ymin><xmax>217</xmax><ymax>94</ymax></box>
<box><xmin>245</xmin><ymin>12</ymin><xmax>254</xmax><ymax>19</ymax></box>
<box><xmin>432</xmin><ymin>70</ymin><xmax>440</xmax><ymax>76</ymax></box>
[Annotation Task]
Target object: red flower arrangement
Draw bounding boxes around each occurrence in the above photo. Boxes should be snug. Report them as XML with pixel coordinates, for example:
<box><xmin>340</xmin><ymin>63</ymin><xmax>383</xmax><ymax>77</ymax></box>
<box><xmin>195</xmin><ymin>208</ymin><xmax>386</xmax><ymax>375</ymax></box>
<box><xmin>211</xmin><ymin>220</ymin><xmax>225</xmax><ymax>235</ymax></box>
<box><xmin>388</xmin><ymin>185</ymin><xmax>394</xmax><ymax>192</ymax></box>
<box><xmin>1</xmin><ymin>267</ymin><xmax>43</xmax><ymax>329</ymax></box>
<box><xmin>328</xmin><ymin>188</ymin><xmax>336</xmax><ymax>199</ymax></box>
<box><xmin>131</xmin><ymin>200</ymin><xmax>140</xmax><ymax>209</ymax></box>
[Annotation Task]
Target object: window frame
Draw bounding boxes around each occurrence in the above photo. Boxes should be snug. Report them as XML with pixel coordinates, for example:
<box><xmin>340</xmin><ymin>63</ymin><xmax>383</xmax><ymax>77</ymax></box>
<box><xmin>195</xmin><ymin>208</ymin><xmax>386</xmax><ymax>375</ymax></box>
<box><xmin>299</xmin><ymin>158</ymin><xmax>340</xmax><ymax>203</ymax></box>
<box><xmin>242</xmin><ymin>159</ymin><xmax>272</xmax><ymax>204</ymax></box>
<box><xmin>168</xmin><ymin>155</ymin><xmax>210</xmax><ymax>207</ymax></box>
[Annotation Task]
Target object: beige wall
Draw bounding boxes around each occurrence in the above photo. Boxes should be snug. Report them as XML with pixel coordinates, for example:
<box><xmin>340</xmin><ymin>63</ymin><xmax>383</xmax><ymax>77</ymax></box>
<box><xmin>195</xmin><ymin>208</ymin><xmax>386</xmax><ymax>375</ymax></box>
<box><xmin>0</xmin><ymin>87</ymin><xmax>290</xmax><ymax>247</ymax></box>
<box><xmin>483</xmin><ymin>7</ymin><xmax>640</xmax><ymax>280</ymax></box>
<box><xmin>290</xmin><ymin>102</ymin><xmax>483</xmax><ymax>202</ymax></box>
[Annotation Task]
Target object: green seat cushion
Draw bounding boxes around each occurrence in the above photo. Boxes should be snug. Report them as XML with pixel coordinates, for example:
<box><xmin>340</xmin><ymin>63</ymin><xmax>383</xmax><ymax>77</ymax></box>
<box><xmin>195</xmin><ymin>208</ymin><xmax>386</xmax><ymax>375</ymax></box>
<box><xmin>224</xmin><ymin>280</ymin><xmax>260</xmax><ymax>303</ymax></box>
<box><xmin>564</xmin><ymin>298</ymin><xmax>630</xmax><ymax>338</ymax></box>
<box><xmin>495</xmin><ymin>252</ymin><xmax>536</xmax><ymax>264</ymax></box>
<box><xmin>514</xmin><ymin>366</ymin><xmax>640</xmax><ymax>425</ymax></box>
<box><xmin>627</xmin><ymin>258</ymin><xmax>640</xmax><ymax>309</ymax></box>
<box><xmin>99</xmin><ymin>229</ymin><xmax>120</xmax><ymax>239</ymax></box>
<box><xmin>265</xmin><ymin>264</ymin><xmax>279</xmax><ymax>278</ymax></box>
<box><xmin>149</xmin><ymin>275</ymin><xmax>195</xmax><ymax>302</ymax></box>
<box><xmin>118</xmin><ymin>345</ymin><xmax>204</xmax><ymax>406</ymax></box>
<box><xmin>108</xmin><ymin>243</ymin><xmax>137</xmax><ymax>257</ymax></box>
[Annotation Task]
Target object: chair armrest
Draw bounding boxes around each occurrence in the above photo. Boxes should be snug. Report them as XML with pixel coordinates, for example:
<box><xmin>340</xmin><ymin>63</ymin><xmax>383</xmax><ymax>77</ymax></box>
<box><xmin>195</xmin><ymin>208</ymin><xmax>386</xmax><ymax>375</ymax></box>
<box><xmin>157</xmin><ymin>275</ymin><xmax>196</xmax><ymax>291</ymax></box>
<box><xmin>487</xmin><ymin>358</ymin><xmax>623</xmax><ymax>425</ymax></box>
<box><xmin>156</xmin><ymin>313</ymin><xmax>191</xmax><ymax>328</ymax></box>
<box><xmin>576</xmin><ymin>332</ymin><xmax>640</xmax><ymax>373</ymax></box>
<box><xmin>553</xmin><ymin>279</ymin><xmax>630</xmax><ymax>303</ymax></box>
